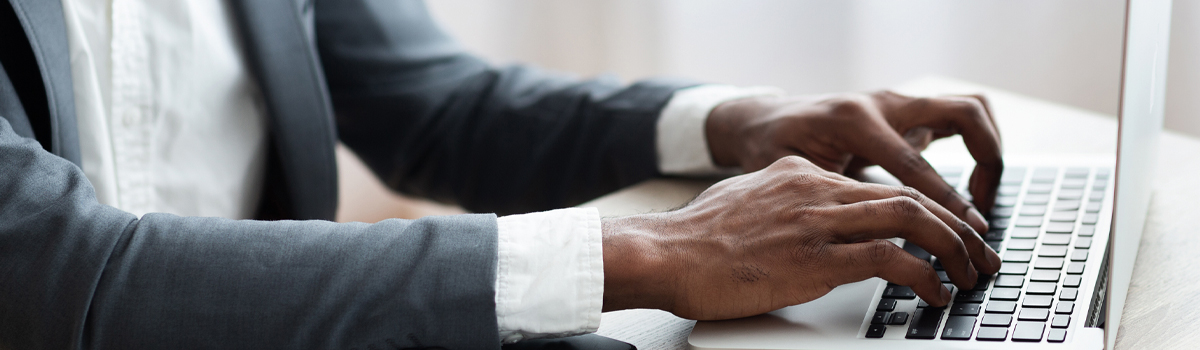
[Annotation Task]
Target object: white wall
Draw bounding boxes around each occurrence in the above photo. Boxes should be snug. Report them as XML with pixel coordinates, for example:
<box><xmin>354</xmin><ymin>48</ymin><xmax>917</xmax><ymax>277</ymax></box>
<box><xmin>427</xmin><ymin>0</ymin><xmax>1200</xmax><ymax>137</ymax></box>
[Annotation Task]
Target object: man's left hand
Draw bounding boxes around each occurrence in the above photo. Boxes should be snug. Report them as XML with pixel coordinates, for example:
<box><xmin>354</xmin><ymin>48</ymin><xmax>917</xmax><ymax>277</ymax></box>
<box><xmin>704</xmin><ymin>91</ymin><xmax>1003</xmax><ymax>233</ymax></box>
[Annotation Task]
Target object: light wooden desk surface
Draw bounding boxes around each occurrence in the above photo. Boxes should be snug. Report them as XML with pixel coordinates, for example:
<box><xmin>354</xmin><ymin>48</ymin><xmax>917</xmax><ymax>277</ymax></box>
<box><xmin>586</xmin><ymin>77</ymin><xmax>1200</xmax><ymax>349</ymax></box>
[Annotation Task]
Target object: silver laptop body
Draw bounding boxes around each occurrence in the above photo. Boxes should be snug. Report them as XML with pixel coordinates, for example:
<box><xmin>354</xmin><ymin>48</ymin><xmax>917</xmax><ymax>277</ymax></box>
<box><xmin>687</xmin><ymin>0</ymin><xmax>1170</xmax><ymax>349</ymax></box>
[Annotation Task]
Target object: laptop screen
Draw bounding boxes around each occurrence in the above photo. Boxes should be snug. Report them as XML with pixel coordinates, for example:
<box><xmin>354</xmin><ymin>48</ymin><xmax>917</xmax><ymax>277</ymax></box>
<box><xmin>1106</xmin><ymin>0</ymin><xmax>1172</xmax><ymax>348</ymax></box>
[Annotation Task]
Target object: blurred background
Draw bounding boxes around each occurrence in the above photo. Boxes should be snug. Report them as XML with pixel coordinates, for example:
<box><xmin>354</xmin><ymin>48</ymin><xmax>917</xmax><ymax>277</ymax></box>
<box><xmin>336</xmin><ymin>0</ymin><xmax>1199</xmax><ymax>222</ymax></box>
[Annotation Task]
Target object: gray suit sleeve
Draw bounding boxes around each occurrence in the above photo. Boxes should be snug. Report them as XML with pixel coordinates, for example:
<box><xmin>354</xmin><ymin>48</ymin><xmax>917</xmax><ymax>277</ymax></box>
<box><xmin>315</xmin><ymin>0</ymin><xmax>702</xmax><ymax>215</ymax></box>
<box><xmin>0</xmin><ymin>117</ymin><xmax>501</xmax><ymax>349</ymax></box>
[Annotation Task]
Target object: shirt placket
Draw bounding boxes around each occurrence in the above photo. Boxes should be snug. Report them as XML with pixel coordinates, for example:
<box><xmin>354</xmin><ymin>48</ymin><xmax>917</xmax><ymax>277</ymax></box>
<box><xmin>110</xmin><ymin>0</ymin><xmax>154</xmax><ymax>216</ymax></box>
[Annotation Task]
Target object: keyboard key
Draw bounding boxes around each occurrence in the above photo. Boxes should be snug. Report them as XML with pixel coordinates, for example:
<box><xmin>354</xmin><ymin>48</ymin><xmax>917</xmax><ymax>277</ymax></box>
<box><xmin>1055</xmin><ymin>200</ymin><xmax>1082</xmax><ymax>211</ymax></box>
<box><xmin>1043</xmin><ymin>234</ymin><xmax>1072</xmax><ymax>245</ymax></box>
<box><xmin>1083</xmin><ymin>213</ymin><xmax>1100</xmax><ymax>224</ymax></box>
<box><xmin>872</xmin><ymin>311</ymin><xmax>889</xmax><ymax>325</ymax></box>
<box><xmin>955</xmin><ymin>290</ymin><xmax>987</xmax><ymax>303</ymax></box>
<box><xmin>992</xmin><ymin>207</ymin><xmax>1014</xmax><ymax>218</ymax></box>
<box><xmin>1064</xmin><ymin>275</ymin><xmax>1082</xmax><ymax>287</ymax></box>
<box><xmin>906</xmin><ymin>307</ymin><xmax>945</xmax><ymax>339</ymax></box>
<box><xmin>1060</xmin><ymin>178</ymin><xmax>1087</xmax><ymax>189</ymax></box>
<box><xmin>938</xmin><ymin>270</ymin><xmax>951</xmax><ymax>283</ymax></box>
<box><xmin>940</xmin><ymin>316</ymin><xmax>976</xmax><ymax>340</ymax></box>
<box><xmin>1030</xmin><ymin>269</ymin><xmax>1060</xmax><ymax>282</ymax></box>
<box><xmin>1034</xmin><ymin>258</ymin><xmax>1065</xmax><ymax>269</ymax></box>
<box><xmin>1032</xmin><ymin>168</ymin><xmax>1058</xmax><ymax>183</ymax></box>
<box><xmin>903</xmin><ymin>242</ymin><xmax>932</xmax><ymax>262</ymax></box>
<box><xmin>1064</xmin><ymin>167</ymin><xmax>1089</xmax><ymax>178</ymax></box>
<box><xmin>889</xmin><ymin>311</ymin><xmax>910</xmax><ymax>325</ymax></box>
<box><xmin>995</xmin><ymin>275</ymin><xmax>1025</xmax><ymax>288</ymax></box>
<box><xmin>1015</xmin><ymin>216</ymin><xmax>1043</xmax><ymax>227</ymax></box>
<box><xmin>999</xmin><ymin>263</ymin><xmax>1029</xmax><ymax>275</ymax></box>
<box><xmin>1049</xmin><ymin>211</ymin><xmax>1077</xmax><ymax>222</ymax></box>
<box><xmin>1020</xmin><ymin>205</ymin><xmax>1047</xmax><ymax>216</ymax></box>
<box><xmin>1096</xmin><ymin>168</ymin><xmax>1111</xmax><ymax>178</ymax></box>
<box><xmin>1023</xmin><ymin>295</ymin><xmax>1054</xmax><ymax>308</ymax></box>
<box><xmin>982</xmin><ymin>314</ymin><xmax>1013</xmax><ymax>327</ymax></box>
<box><xmin>1094</xmin><ymin>177</ymin><xmax>1109</xmax><ymax>187</ymax></box>
<box><xmin>976</xmin><ymin>327</ymin><xmax>1009</xmax><ymax>341</ymax></box>
<box><xmin>1007</xmin><ymin>239</ymin><xmax>1036</xmax><ymax>250</ymax></box>
<box><xmin>1046</xmin><ymin>222</ymin><xmax>1075</xmax><ymax>233</ymax></box>
<box><xmin>984</xmin><ymin>230</ymin><xmax>1006</xmax><ymax>241</ymax></box>
<box><xmin>996</xmin><ymin>196</ymin><xmax>1018</xmax><ymax>207</ymax></box>
<box><xmin>1075</xmin><ymin>237</ymin><xmax>1093</xmax><ymax>249</ymax></box>
<box><xmin>991</xmin><ymin>218</ymin><xmax>1011</xmax><ymax>229</ymax></box>
<box><xmin>990</xmin><ymin>288</ymin><xmax>1021</xmax><ymax>301</ymax></box>
<box><xmin>998</xmin><ymin>185</ymin><xmax>1021</xmax><ymax>196</ymax></box>
<box><xmin>1026</xmin><ymin>282</ymin><xmax>1057</xmax><ymax>295</ymax></box>
<box><xmin>1071</xmin><ymin>250</ymin><xmax>1089</xmax><ymax>261</ymax></box>
<box><xmin>1001</xmin><ymin>167</ymin><xmax>1027</xmax><ymax>185</ymax></box>
<box><xmin>1086</xmin><ymin>202</ymin><xmax>1102</xmax><ymax>213</ymax></box>
<box><xmin>986</xmin><ymin>301</ymin><xmax>1017</xmax><ymax>313</ymax></box>
<box><xmin>986</xmin><ymin>241</ymin><xmax>1001</xmax><ymax>252</ymax></box>
<box><xmin>1052</xmin><ymin>315</ymin><xmax>1071</xmax><ymax>328</ymax></box>
<box><xmin>971</xmin><ymin>275</ymin><xmax>991</xmax><ymax>291</ymax></box>
<box><xmin>883</xmin><ymin>285</ymin><xmax>917</xmax><ymax>299</ymax></box>
<box><xmin>1013</xmin><ymin>322</ymin><xmax>1046</xmax><ymax>342</ymax></box>
<box><xmin>918</xmin><ymin>299</ymin><xmax>930</xmax><ymax>308</ymax></box>
<box><xmin>1056</xmin><ymin>302</ymin><xmax>1075</xmax><ymax>314</ymax></box>
<box><xmin>1038</xmin><ymin>245</ymin><xmax>1068</xmax><ymax>257</ymax></box>
<box><xmin>946</xmin><ymin>303</ymin><xmax>980</xmax><ymax>317</ymax></box>
<box><xmin>866</xmin><ymin>324</ymin><xmax>886</xmax><ymax>338</ymax></box>
<box><xmin>1019</xmin><ymin>308</ymin><xmax>1050</xmax><ymax>321</ymax></box>
<box><xmin>1088</xmin><ymin>191</ymin><xmax>1105</xmax><ymax>201</ymax></box>
<box><xmin>1003</xmin><ymin>251</ymin><xmax>1033</xmax><ymax>263</ymax></box>
<box><xmin>1025</xmin><ymin>182</ymin><xmax>1052</xmax><ymax>193</ymax></box>
<box><xmin>877</xmin><ymin>299</ymin><xmax>897</xmax><ymax>312</ymax></box>
<box><xmin>1010</xmin><ymin>227</ymin><xmax>1040</xmax><ymax>239</ymax></box>
<box><xmin>1078</xmin><ymin>225</ymin><xmax>1096</xmax><ymax>236</ymax></box>
<box><xmin>1024</xmin><ymin>195</ymin><xmax>1050</xmax><ymax>205</ymax></box>
<box><xmin>1048</xmin><ymin>329</ymin><xmax>1067</xmax><ymax>342</ymax></box>
<box><xmin>1067</xmin><ymin>262</ymin><xmax>1086</xmax><ymax>274</ymax></box>
<box><xmin>1060</xmin><ymin>288</ymin><xmax>1079</xmax><ymax>301</ymax></box>
<box><xmin>1057</xmin><ymin>189</ymin><xmax>1084</xmax><ymax>200</ymax></box>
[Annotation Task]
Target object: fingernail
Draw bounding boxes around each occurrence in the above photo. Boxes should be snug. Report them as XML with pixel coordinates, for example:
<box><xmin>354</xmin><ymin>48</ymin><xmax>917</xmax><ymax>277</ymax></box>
<box><xmin>941</xmin><ymin>286</ymin><xmax>953</xmax><ymax>304</ymax></box>
<box><xmin>967</xmin><ymin>207</ymin><xmax>989</xmax><ymax>232</ymax></box>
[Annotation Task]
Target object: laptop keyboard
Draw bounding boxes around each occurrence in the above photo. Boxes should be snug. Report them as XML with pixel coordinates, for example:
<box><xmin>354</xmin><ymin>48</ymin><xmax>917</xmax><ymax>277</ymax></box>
<box><xmin>864</xmin><ymin>166</ymin><xmax>1110</xmax><ymax>342</ymax></box>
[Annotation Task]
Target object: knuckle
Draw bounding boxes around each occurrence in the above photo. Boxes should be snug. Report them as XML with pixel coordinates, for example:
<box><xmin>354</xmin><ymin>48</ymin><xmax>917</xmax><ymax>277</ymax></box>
<box><xmin>897</xmin><ymin>186</ymin><xmax>925</xmax><ymax>201</ymax></box>
<box><xmin>827</xmin><ymin>94</ymin><xmax>873</xmax><ymax>119</ymax></box>
<box><xmin>884</xmin><ymin>197</ymin><xmax>924</xmax><ymax>218</ymax></box>
<box><xmin>866</xmin><ymin>240</ymin><xmax>898</xmax><ymax>268</ymax></box>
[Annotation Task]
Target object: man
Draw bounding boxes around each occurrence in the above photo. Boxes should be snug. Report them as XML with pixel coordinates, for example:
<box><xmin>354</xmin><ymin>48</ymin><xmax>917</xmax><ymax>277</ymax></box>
<box><xmin>0</xmin><ymin>0</ymin><xmax>1004</xmax><ymax>348</ymax></box>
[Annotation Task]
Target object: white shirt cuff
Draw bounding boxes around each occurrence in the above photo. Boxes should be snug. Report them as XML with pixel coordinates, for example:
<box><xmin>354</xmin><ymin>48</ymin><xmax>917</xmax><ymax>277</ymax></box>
<box><xmin>656</xmin><ymin>84</ymin><xmax>786</xmax><ymax>175</ymax></box>
<box><xmin>494</xmin><ymin>207</ymin><xmax>604</xmax><ymax>344</ymax></box>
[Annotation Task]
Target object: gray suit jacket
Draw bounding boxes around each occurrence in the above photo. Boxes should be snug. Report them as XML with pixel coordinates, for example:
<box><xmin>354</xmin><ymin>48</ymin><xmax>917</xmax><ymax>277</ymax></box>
<box><xmin>0</xmin><ymin>0</ymin><xmax>697</xmax><ymax>349</ymax></box>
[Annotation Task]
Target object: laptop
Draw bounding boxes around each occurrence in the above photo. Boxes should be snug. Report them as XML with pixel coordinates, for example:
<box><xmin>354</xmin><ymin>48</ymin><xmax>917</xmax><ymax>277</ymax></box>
<box><xmin>687</xmin><ymin>0</ymin><xmax>1171</xmax><ymax>349</ymax></box>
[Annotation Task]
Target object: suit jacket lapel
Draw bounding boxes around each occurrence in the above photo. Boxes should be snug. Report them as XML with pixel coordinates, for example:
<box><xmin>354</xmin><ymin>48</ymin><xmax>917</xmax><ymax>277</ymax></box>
<box><xmin>229</xmin><ymin>0</ymin><xmax>338</xmax><ymax>220</ymax></box>
<box><xmin>7</xmin><ymin>0</ymin><xmax>80</xmax><ymax>166</ymax></box>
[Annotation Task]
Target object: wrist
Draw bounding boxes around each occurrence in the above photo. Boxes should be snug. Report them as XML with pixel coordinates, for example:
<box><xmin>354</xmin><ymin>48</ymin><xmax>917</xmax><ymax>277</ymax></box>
<box><xmin>601</xmin><ymin>214</ymin><xmax>677</xmax><ymax>313</ymax></box>
<box><xmin>705</xmin><ymin>96</ymin><xmax>771</xmax><ymax>169</ymax></box>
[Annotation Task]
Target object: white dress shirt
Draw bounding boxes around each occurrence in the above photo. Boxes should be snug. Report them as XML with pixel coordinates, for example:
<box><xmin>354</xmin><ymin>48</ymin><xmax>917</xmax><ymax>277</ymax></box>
<box><xmin>58</xmin><ymin>0</ymin><xmax>782</xmax><ymax>343</ymax></box>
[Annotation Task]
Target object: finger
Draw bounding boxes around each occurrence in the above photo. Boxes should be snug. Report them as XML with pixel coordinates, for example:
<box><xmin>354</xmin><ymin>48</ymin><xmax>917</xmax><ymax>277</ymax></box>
<box><xmin>835</xmin><ymin>183</ymin><xmax>1002</xmax><ymax>274</ymax></box>
<box><xmin>904</xmin><ymin>96</ymin><xmax>1005</xmax><ymax>216</ymax></box>
<box><xmin>831</xmin><ymin>240</ymin><xmax>951</xmax><ymax>307</ymax></box>
<box><xmin>960</xmin><ymin>95</ymin><xmax>1005</xmax><ymax>216</ymax></box>
<box><xmin>846</xmin><ymin>124</ymin><xmax>990</xmax><ymax>234</ymax></box>
<box><xmin>820</xmin><ymin>196</ymin><xmax>978</xmax><ymax>290</ymax></box>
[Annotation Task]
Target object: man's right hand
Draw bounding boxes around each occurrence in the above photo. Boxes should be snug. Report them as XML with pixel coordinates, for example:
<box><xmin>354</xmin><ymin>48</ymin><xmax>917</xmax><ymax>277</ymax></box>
<box><xmin>600</xmin><ymin>156</ymin><xmax>1002</xmax><ymax>321</ymax></box>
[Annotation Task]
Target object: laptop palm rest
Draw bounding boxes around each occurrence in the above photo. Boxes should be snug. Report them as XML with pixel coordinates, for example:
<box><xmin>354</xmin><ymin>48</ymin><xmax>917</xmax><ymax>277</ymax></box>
<box><xmin>689</xmin><ymin>278</ymin><xmax>882</xmax><ymax>349</ymax></box>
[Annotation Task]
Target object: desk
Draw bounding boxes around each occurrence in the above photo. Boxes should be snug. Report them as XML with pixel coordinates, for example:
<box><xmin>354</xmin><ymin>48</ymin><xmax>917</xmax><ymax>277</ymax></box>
<box><xmin>586</xmin><ymin>77</ymin><xmax>1200</xmax><ymax>349</ymax></box>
